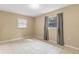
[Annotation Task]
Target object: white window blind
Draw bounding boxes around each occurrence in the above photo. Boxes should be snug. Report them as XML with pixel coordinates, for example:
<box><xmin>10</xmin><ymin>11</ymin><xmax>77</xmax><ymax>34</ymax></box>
<box><xmin>17</xmin><ymin>18</ymin><xmax>27</xmax><ymax>28</ymax></box>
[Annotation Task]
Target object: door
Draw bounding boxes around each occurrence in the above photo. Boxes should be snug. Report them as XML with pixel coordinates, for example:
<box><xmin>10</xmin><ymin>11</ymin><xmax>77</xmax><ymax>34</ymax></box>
<box><xmin>44</xmin><ymin>16</ymin><xmax>57</xmax><ymax>43</ymax></box>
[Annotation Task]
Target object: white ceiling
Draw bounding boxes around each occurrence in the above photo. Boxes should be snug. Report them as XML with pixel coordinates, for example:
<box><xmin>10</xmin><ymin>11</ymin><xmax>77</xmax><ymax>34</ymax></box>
<box><xmin>0</xmin><ymin>4</ymin><xmax>70</xmax><ymax>17</ymax></box>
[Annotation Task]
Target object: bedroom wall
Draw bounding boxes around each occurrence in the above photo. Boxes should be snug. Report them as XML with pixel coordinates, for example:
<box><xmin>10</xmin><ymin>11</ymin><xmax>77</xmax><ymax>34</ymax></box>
<box><xmin>0</xmin><ymin>11</ymin><xmax>34</xmax><ymax>41</ymax></box>
<box><xmin>34</xmin><ymin>5</ymin><xmax>79</xmax><ymax>49</ymax></box>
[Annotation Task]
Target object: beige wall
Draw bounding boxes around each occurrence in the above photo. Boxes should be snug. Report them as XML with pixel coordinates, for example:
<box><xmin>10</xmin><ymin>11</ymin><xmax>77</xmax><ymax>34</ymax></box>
<box><xmin>64</xmin><ymin>5</ymin><xmax>79</xmax><ymax>48</ymax></box>
<box><xmin>34</xmin><ymin>5</ymin><xmax>79</xmax><ymax>48</ymax></box>
<box><xmin>0</xmin><ymin>11</ymin><xmax>34</xmax><ymax>41</ymax></box>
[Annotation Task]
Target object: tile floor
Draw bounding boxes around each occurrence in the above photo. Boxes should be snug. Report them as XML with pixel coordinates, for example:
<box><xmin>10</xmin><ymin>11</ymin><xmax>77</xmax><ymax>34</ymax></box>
<box><xmin>0</xmin><ymin>38</ymin><xmax>78</xmax><ymax>54</ymax></box>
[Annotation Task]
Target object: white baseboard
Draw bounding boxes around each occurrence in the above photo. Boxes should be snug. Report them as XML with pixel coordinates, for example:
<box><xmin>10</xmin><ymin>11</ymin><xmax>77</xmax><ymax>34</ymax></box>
<box><xmin>0</xmin><ymin>36</ymin><xmax>32</xmax><ymax>43</ymax></box>
<box><xmin>23</xmin><ymin>36</ymin><xmax>33</xmax><ymax>39</ymax></box>
<box><xmin>65</xmin><ymin>44</ymin><xmax>79</xmax><ymax>51</ymax></box>
<box><xmin>34</xmin><ymin>35</ymin><xmax>43</xmax><ymax>40</ymax></box>
<box><xmin>0</xmin><ymin>37</ymin><xmax>23</xmax><ymax>43</ymax></box>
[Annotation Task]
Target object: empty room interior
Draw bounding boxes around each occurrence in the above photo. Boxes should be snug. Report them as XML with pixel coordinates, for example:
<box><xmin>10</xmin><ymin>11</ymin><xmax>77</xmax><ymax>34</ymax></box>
<box><xmin>0</xmin><ymin>4</ymin><xmax>79</xmax><ymax>54</ymax></box>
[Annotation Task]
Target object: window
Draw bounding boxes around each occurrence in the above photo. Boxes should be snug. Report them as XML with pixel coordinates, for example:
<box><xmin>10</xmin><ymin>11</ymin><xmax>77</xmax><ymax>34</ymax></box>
<box><xmin>17</xmin><ymin>18</ymin><xmax>27</xmax><ymax>28</ymax></box>
<box><xmin>48</xmin><ymin>16</ymin><xmax>57</xmax><ymax>28</ymax></box>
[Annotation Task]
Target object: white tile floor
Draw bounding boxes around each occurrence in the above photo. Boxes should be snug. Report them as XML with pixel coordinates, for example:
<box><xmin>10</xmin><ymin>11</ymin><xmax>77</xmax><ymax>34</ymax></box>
<box><xmin>0</xmin><ymin>38</ymin><xmax>79</xmax><ymax>54</ymax></box>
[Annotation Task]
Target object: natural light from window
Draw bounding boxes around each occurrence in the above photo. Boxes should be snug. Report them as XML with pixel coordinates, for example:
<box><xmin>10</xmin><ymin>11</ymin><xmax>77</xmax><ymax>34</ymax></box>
<box><xmin>17</xmin><ymin>18</ymin><xmax>27</xmax><ymax>28</ymax></box>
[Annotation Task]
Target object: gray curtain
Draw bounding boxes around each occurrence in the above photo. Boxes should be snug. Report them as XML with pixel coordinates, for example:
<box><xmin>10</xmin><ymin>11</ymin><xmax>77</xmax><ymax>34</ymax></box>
<box><xmin>44</xmin><ymin>16</ymin><xmax>49</xmax><ymax>40</ymax></box>
<box><xmin>57</xmin><ymin>13</ymin><xmax>64</xmax><ymax>45</ymax></box>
